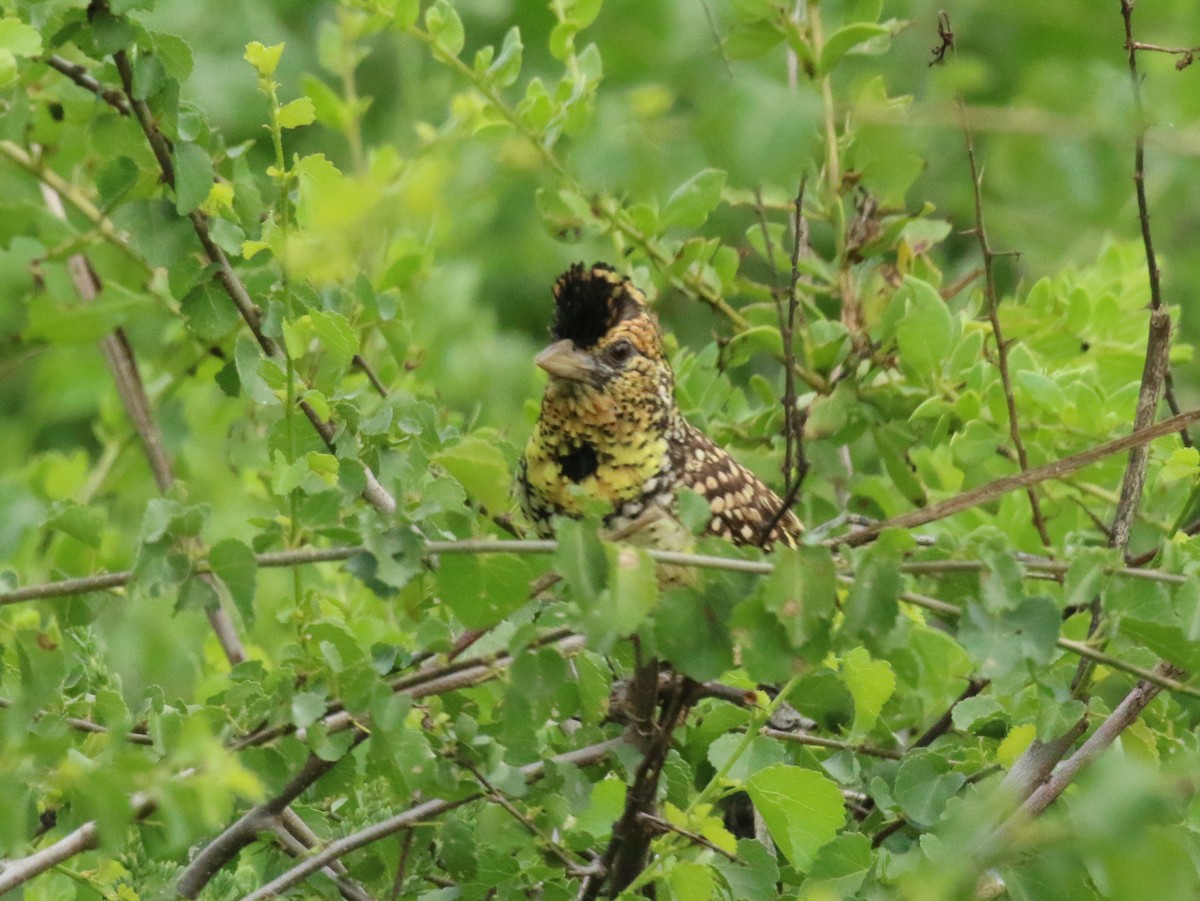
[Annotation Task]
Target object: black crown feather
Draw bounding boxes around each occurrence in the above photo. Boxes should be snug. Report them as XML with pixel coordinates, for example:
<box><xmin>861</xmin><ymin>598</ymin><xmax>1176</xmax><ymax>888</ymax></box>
<box><xmin>551</xmin><ymin>262</ymin><xmax>643</xmax><ymax>348</ymax></box>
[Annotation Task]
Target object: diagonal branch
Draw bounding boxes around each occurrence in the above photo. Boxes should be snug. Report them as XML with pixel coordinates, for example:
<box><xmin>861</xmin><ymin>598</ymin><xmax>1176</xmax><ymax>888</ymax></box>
<box><xmin>839</xmin><ymin>408</ymin><xmax>1200</xmax><ymax>548</ymax></box>
<box><xmin>961</xmin><ymin>114</ymin><xmax>1051</xmax><ymax>548</ymax></box>
<box><xmin>177</xmin><ymin>732</ymin><xmax>369</xmax><ymax>898</ymax></box>
<box><xmin>38</xmin><ymin>178</ymin><xmax>247</xmax><ymax>666</ymax></box>
<box><xmin>239</xmin><ymin>737</ymin><xmax>625</xmax><ymax>901</ymax></box>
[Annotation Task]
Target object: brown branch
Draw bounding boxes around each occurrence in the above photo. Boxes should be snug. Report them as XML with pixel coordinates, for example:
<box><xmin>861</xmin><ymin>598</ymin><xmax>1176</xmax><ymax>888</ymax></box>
<box><xmin>1004</xmin><ymin>662</ymin><xmax>1180</xmax><ymax>829</ymax></box>
<box><xmin>39</xmin><ymin>177</ymin><xmax>247</xmax><ymax>666</ymax></box>
<box><xmin>636</xmin><ymin>811</ymin><xmax>738</xmax><ymax>863</ymax></box>
<box><xmin>837</xmin><ymin>408</ymin><xmax>1200</xmax><ymax>548</ymax></box>
<box><xmin>45</xmin><ymin>54</ymin><xmax>130</xmax><ymax>115</ymax></box>
<box><xmin>239</xmin><ymin>737</ymin><xmax>625</xmax><ymax>901</ymax></box>
<box><xmin>266</xmin><ymin>822</ymin><xmax>374</xmax><ymax>901</ymax></box>
<box><xmin>0</xmin><ymin>793</ymin><xmax>155</xmax><ymax>893</ymax></box>
<box><xmin>761</xmin><ymin>179</ymin><xmax>811</xmax><ymax>546</ymax></box>
<box><xmin>587</xmin><ymin>672</ymin><xmax>698</xmax><ymax>899</ymax></box>
<box><xmin>177</xmin><ymin>732</ymin><xmax>368</xmax><ymax>897</ymax></box>
<box><xmin>961</xmin><ymin>114</ymin><xmax>1051</xmax><ymax>548</ymax></box>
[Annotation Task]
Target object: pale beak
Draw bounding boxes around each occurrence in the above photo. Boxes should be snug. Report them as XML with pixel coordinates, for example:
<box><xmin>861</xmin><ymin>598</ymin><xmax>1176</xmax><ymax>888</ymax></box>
<box><xmin>535</xmin><ymin>339</ymin><xmax>600</xmax><ymax>383</ymax></box>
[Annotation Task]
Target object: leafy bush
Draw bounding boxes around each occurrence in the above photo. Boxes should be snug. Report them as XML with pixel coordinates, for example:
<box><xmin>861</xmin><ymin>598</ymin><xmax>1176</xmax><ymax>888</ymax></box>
<box><xmin>1</xmin><ymin>1</ymin><xmax>1199</xmax><ymax>899</ymax></box>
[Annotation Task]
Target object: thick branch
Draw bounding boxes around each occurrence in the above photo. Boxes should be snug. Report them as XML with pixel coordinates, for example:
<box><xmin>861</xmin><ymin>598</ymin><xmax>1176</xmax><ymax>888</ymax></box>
<box><xmin>239</xmin><ymin>738</ymin><xmax>624</xmax><ymax>901</ymax></box>
<box><xmin>177</xmin><ymin>734</ymin><xmax>367</xmax><ymax>897</ymax></box>
<box><xmin>0</xmin><ymin>794</ymin><xmax>154</xmax><ymax>893</ymax></box>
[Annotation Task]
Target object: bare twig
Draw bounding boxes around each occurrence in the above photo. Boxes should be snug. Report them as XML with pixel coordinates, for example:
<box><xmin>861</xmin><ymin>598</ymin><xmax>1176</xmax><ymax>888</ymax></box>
<box><xmin>929</xmin><ymin>11</ymin><xmax>954</xmax><ymax>67</ymax></box>
<box><xmin>961</xmin><ymin>114</ymin><xmax>1051</xmax><ymax>548</ymax></box>
<box><xmin>762</xmin><ymin>179</ymin><xmax>811</xmax><ymax>545</ymax></box>
<box><xmin>636</xmin><ymin>811</ymin><xmax>738</xmax><ymax>863</ymax></box>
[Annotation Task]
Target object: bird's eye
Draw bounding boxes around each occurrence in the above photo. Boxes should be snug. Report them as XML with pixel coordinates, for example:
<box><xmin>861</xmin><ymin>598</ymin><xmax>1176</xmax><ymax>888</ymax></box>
<box><xmin>606</xmin><ymin>339</ymin><xmax>636</xmax><ymax>365</ymax></box>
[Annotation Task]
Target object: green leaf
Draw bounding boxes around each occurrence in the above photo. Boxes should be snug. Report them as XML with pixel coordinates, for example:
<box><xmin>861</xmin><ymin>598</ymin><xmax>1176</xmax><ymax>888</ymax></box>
<box><xmin>172</xmin><ymin>142</ymin><xmax>215</xmax><ymax>215</ymax></box>
<box><xmin>746</xmin><ymin>764</ymin><xmax>844</xmax><ymax>871</ymax></box>
<box><xmin>234</xmin><ymin>334</ymin><xmax>279</xmax><ymax>405</ymax></box>
<box><xmin>798</xmin><ymin>833</ymin><xmax>873</xmax><ymax>900</ymax></box>
<box><xmin>840</xmin><ymin>546</ymin><xmax>901</xmax><ymax>639</ymax></box>
<box><xmin>668</xmin><ymin>862</ymin><xmax>715</xmax><ymax>901</ymax></box>
<box><xmin>433</xmin><ymin>433</ymin><xmax>512</xmax><ymax>513</ymax></box>
<box><xmin>181</xmin><ymin>282</ymin><xmax>239</xmax><ymax>341</ymax></box>
<box><xmin>725</xmin><ymin>19</ymin><xmax>786</xmax><ymax>61</ymax></box>
<box><xmin>393</xmin><ymin>0</ymin><xmax>420</xmax><ymax>29</ymax></box>
<box><xmin>714</xmin><ymin>839</ymin><xmax>779</xmax><ymax>899</ymax></box>
<box><xmin>426</xmin><ymin>0</ymin><xmax>465</xmax><ymax>57</ymax></box>
<box><xmin>950</xmin><ymin>695</ymin><xmax>1003</xmax><ymax>732</ymax></box>
<box><xmin>308</xmin><ymin>309</ymin><xmax>358</xmax><ymax>371</ymax></box>
<box><xmin>724</xmin><ymin>325</ymin><xmax>783</xmax><ymax>368</ymax></box>
<box><xmin>112</xmin><ymin>199</ymin><xmax>196</xmax><ymax>267</ymax></box>
<box><xmin>89</xmin><ymin>10</ymin><xmax>134</xmax><ymax>55</ymax></box>
<box><xmin>209</xmin><ymin>539</ymin><xmax>257</xmax><ymax>627</ymax></box>
<box><xmin>554</xmin><ymin>518</ymin><xmax>608</xmax><ymax>604</ymax></box>
<box><xmin>0</xmin><ymin>18</ymin><xmax>42</xmax><ymax>57</ymax></box>
<box><xmin>895</xmin><ymin>277</ymin><xmax>955</xmax><ymax>385</ymax></box>
<box><xmin>893</xmin><ymin>750</ymin><xmax>965</xmax><ymax>826</ymax></box>
<box><xmin>244</xmin><ymin>41</ymin><xmax>284</xmax><ymax>77</ymax></box>
<box><xmin>277</xmin><ymin>97</ymin><xmax>316</xmax><ymax>129</ymax></box>
<box><xmin>577</xmin><ymin>546</ymin><xmax>658</xmax><ymax>652</ymax></box>
<box><xmin>957</xmin><ymin>595</ymin><xmax>1060</xmax><ymax>679</ymax></box>
<box><xmin>842</xmin><ymin>646</ymin><xmax>895</xmax><ymax>736</ymax></box>
<box><xmin>45</xmin><ymin>501</ymin><xmax>104</xmax><ymax>549</ymax></box>
<box><xmin>758</xmin><ymin>545</ymin><xmax>836</xmax><ymax>653</ymax></box>
<box><xmin>292</xmin><ymin>690</ymin><xmax>326</xmax><ymax>728</ymax></box>
<box><xmin>436</xmin><ymin>553</ymin><xmax>533</xmax><ymax>630</ymax></box>
<box><xmin>661</xmin><ymin>168</ymin><xmax>727</xmax><ymax>229</ymax></box>
<box><xmin>707</xmin><ymin>734</ymin><xmax>786</xmax><ymax>783</ymax></box>
<box><xmin>818</xmin><ymin>22</ymin><xmax>890</xmax><ymax>75</ymax></box>
<box><xmin>489</xmin><ymin>27</ymin><xmax>524</xmax><ymax>87</ymax></box>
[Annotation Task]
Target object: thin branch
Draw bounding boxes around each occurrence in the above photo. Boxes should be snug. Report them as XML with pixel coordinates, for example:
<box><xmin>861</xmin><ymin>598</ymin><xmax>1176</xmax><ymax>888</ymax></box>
<box><xmin>239</xmin><ymin>738</ymin><xmax>625</xmax><ymax>901</ymax></box>
<box><xmin>266</xmin><ymin>823</ymin><xmax>375</xmax><ymax>901</ymax></box>
<box><xmin>759</xmin><ymin>727</ymin><xmax>902</xmax><ymax>760</ymax></box>
<box><xmin>837</xmin><ymin>409</ymin><xmax>1200</xmax><ymax>548</ymax></box>
<box><xmin>7</xmin><ymin>533</ymin><xmax>1200</xmax><ymax>610</ymax></box>
<box><xmin>463</xmin><ymin>761</ymin><xmax>595</xmax><ymax>876</ymax></box>
<box><xmin>45</xmin><ymin>54</ymin><xmax>130</xmax><ymax>114</ymax></box>
<box><xmin>636</xmin><ymin>811</ymin><xmax>738</xmax><ymax>863</ymax></box>
<box><xmin>961</xmin><ymin>111</ymin><xmax>1051</xmax><ymax>548</ymax></box>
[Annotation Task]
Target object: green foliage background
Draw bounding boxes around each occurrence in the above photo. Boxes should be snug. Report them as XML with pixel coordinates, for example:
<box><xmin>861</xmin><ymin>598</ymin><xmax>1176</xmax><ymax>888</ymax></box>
<box><xmin>2</xmin><ymin>0</ymin><xmax>1200</xmax><ymax>899</ymax></box>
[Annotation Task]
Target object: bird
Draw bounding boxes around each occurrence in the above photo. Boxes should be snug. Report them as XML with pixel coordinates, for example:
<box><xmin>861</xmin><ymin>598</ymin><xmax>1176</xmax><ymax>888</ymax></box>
<box><xmin>518</xmin><ymin>262</ymin><xmax>802</xmax><ymax>550</ymax></box>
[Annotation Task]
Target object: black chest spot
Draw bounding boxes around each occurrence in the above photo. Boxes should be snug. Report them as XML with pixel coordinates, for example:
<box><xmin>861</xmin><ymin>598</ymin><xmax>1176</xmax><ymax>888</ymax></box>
<box><xmin>558</xmin><ymin>443</ymin><xmax>599</xmax><ymax>483</ymax></box>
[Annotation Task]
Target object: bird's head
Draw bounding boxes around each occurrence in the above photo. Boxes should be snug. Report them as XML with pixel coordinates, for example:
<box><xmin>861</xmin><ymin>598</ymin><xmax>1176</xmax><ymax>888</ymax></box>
<box><xmin>535</xmin><ymin>263</ymin><xmax>674</xmax><ymax>414</ymax></box>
